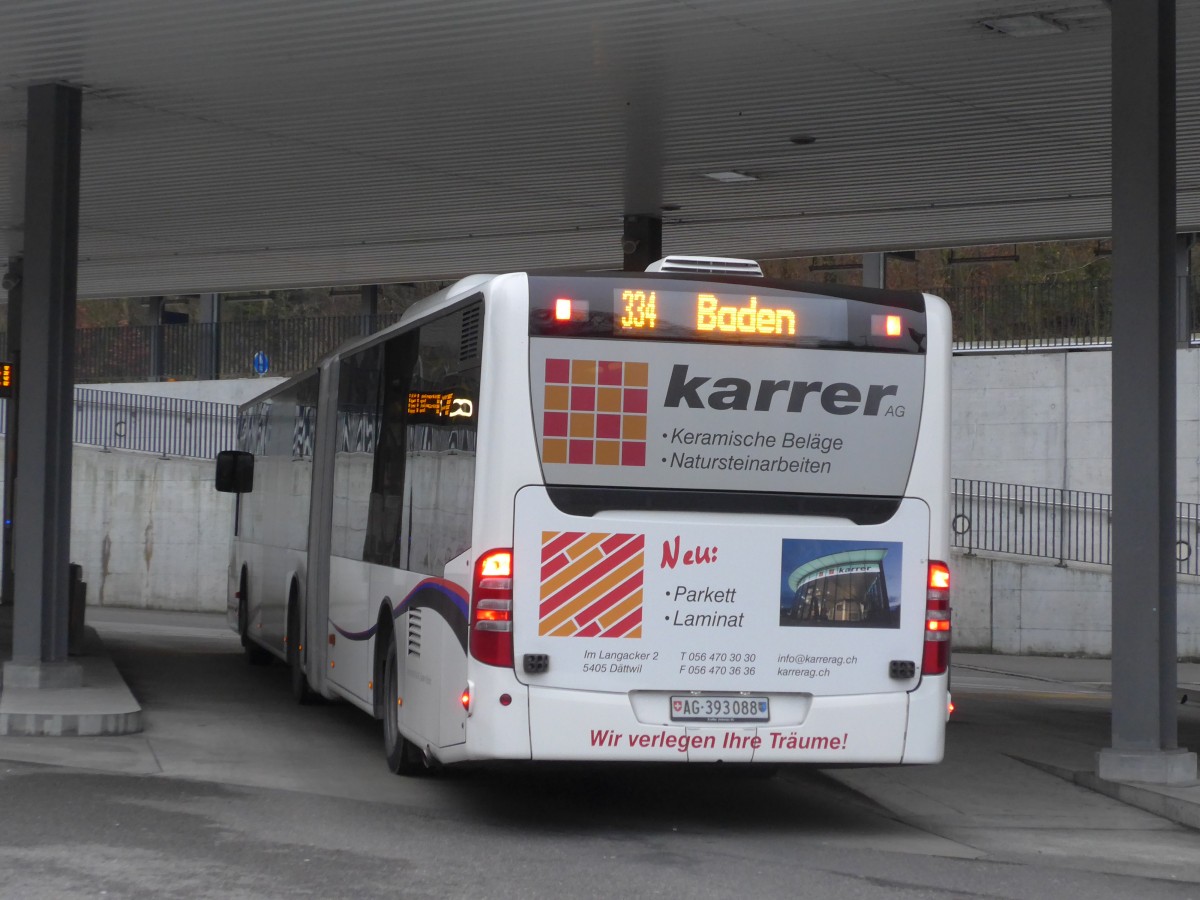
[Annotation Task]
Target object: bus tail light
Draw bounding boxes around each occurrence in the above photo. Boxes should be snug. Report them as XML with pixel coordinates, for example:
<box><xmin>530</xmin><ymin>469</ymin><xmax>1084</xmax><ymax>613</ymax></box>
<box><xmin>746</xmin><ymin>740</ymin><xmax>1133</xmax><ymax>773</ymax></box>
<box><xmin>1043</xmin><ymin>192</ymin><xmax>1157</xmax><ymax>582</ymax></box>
<box><xmin>923</xmin><ymin>561</ymin><xmax>951</xmax><ymax>676</ymax></box>
<box><xmin>470</xmin><ymin>549</ymin><xmax>514</xmax><ymax>668</ymax></box>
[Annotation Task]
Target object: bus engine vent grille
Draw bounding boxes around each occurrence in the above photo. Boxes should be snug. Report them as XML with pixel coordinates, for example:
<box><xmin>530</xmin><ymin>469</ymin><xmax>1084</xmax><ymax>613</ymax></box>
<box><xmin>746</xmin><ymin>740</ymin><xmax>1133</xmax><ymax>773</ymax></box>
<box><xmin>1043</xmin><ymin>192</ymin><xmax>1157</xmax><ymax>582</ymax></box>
<box><xmin>645</xmin><ymin>255</ymin><xmax>764</xmax><ymax>277</ymax></box>
<box><xmin>407</xmin><ymin>608</ymin><xmax>422</xmax><ymax>657</ymax></box>
<box><xmin>459</xmin><ymin>304</ymin><xmax>482</xmax><ymax>364</ymax></box>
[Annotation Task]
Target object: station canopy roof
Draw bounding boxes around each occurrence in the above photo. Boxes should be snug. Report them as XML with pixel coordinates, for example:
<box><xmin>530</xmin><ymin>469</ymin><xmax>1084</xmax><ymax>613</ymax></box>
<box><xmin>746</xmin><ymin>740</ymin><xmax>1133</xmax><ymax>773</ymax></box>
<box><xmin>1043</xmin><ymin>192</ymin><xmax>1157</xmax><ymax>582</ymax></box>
<box><xmin>0</xmin><ymin>1</ymin><xmax>1197</xmax><ymax>298</ymax></box>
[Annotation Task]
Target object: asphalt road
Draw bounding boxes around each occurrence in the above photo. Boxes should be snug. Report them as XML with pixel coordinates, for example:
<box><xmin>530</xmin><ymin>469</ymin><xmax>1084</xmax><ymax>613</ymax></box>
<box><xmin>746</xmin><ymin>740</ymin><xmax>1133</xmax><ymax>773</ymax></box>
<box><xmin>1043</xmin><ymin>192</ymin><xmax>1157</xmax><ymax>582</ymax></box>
<box><xmin>0</xmin><ymin>609</ymin><xmax>1196</xmax><ymax>899</ymax></box>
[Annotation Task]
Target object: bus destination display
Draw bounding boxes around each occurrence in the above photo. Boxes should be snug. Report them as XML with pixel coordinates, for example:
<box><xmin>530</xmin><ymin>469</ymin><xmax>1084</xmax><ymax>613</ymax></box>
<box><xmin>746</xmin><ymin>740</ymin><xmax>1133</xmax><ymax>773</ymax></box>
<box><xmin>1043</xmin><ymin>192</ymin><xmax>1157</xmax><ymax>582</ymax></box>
<box><xmin>613</xmin><ymin>287</ymin><xmax>842</xmax><ymax>345</ymax></box>
<box><xmin>617</xmin><ymin>289</ymin><xmax>799</xmax><ymax>339</ymax></box>
<box><xmin>529</xmin><ymin>275</ymin><xmax>928</xmax><ymax>353</ymax></box>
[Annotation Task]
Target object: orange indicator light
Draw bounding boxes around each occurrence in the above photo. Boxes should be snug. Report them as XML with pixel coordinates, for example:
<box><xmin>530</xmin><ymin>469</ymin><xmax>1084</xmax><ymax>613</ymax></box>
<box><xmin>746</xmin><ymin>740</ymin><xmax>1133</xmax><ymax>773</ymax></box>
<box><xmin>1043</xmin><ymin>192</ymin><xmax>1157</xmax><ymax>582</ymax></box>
<box><xmin>886</xmin><ymin>315</ymin><xmax>903</xmax><ymax>337</ymax></box>
<box><xmin>460</xmin><ymin>689</ymin><xmax>471</xmax><ymax>710</ymax></box>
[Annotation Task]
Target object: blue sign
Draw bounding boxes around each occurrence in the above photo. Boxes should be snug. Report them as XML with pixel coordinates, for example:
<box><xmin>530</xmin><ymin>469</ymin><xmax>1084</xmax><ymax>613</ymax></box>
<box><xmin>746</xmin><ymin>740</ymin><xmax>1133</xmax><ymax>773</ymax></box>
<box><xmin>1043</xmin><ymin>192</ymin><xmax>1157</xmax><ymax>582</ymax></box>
<box><xmin>252</xmin><ymin>351</ymin><xmax>269</xmax><ymax>375</ymax></box>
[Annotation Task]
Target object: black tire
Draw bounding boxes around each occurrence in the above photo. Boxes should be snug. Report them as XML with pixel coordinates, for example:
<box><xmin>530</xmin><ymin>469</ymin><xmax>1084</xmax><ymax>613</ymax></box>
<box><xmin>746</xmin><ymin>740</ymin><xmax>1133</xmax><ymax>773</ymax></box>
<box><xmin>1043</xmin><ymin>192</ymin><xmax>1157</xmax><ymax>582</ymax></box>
<box><xmin>382</xmin><ymin>629</ymin><xmax>426</xmax><ymax>776</ymax></box>
<box><xmin>238</xmin><ymin>573</ymin><xmax>272</xmax><ymax>667</ymax></box>
<box><xmin>288</xmin><ymin>595</ymin><xmax>317</xmax><ymax>704</ymax></box>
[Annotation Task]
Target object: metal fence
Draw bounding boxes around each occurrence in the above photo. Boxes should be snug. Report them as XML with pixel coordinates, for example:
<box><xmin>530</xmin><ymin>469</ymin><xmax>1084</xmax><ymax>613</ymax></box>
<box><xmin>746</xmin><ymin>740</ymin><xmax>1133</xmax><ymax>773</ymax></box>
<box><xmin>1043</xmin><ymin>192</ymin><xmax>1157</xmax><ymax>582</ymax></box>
<box><xmin>66</xmin><ymin>313</ymin><xmax>404</xmax><ymax>383</ymax></box>
<box><xmin>0</xmin><ymin>279</ymin><xmax>1194</xmax><ymax>384</ymax></box>
<box><xmin>953</xmin><ymin>478</ymin><xmax>1200</xmax><ymax>577</ymax></box>
<box><xmin>0</xmin><ymin>389</ymin><xmax>239</xmax><ymax>460</ymax></box>
<box><xmin>944</xmin><ymin>276</ymin><xmax>1200</xmax><ymax>352</ymax></box>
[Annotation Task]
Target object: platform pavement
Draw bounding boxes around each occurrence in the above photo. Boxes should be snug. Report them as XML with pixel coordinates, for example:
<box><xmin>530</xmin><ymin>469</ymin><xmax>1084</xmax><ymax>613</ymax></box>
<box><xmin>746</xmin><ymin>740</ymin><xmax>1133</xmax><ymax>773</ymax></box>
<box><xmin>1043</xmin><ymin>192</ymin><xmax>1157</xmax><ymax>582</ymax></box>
<box><xmin>0</xmin><ymin>604</ymin><xmax>1199</xmax><ymax>834</ymax></box>
<box><xmin>0</xmin><ymin>603</ymin><xmax>142</xmax><ymax>736</ymax></box>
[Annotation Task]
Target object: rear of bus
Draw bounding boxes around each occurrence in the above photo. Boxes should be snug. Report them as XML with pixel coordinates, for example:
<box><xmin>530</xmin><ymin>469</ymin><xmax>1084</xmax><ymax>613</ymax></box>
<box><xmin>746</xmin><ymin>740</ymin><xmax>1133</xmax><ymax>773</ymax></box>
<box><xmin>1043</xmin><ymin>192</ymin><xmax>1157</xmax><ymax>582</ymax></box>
<box><xmin>471</xmin><ymin>262</ymin><xmax>950</xmax><ymax>766</ymax></box>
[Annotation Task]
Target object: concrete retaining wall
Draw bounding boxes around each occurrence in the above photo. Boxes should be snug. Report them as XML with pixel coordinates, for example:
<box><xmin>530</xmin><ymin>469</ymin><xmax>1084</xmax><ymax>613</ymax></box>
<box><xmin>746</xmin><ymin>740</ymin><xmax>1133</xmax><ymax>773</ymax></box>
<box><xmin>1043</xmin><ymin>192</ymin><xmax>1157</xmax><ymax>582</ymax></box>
<box><xmin>5</xmin><ymin>350</ymin><xmax>1198</xmax><ymax>645</ymax></box>
<box><xmin>69</xmin><ymin>446</ymin><xmax>233</xmax><ymax>612</ymax></box>
<box><xmin>0</xmin><ymin>439</ymin><xmax>233</xmax><ymax>613</ymax></box>
<box><xmin>951</xmin><ymin>548</ymin><xmax>1200</xmax><ymax>658</ymax></box>
<box><xmin>953</xmin><ymin>347</ymin><xmax>1200</xmax><ymax>501</ymax></box>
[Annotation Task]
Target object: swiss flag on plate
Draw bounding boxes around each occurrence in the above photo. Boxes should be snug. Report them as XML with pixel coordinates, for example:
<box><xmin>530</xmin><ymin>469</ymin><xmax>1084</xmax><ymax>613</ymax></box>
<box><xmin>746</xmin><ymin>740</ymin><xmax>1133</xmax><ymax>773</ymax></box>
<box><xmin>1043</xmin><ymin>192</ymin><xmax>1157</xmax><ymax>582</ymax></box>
<box><xmin>673</xmin><ymin>700</ymin><xmax>683</xmax><ymax>712</ymax></box>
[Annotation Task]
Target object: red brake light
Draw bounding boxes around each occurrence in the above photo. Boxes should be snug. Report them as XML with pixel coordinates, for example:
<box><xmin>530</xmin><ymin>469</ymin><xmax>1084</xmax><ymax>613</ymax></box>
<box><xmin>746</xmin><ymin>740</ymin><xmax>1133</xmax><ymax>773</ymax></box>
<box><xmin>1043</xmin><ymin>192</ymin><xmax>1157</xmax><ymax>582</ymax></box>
<box><xmin>479</xmin><ymin>550</ymin><xmax>512</xmax><ymax>578</ymax></box>
<box><xmin>923</xmin><ymin>560</ymin><xmax>951</xmax><ymax>676</ymax></box>
<box><xmin>470</xmin><ymin>549</ymin><xmax>514</xmax><ymax>668</ymax></box>
<box><xmin>929</xmin><ymin>562</ymin><xmax>951</xmax><ymax>591</ymax></box>
<box><xmin>554</xmin><ymin>298</ymin><xmax>573</xmax><ymax>321</ymax></box>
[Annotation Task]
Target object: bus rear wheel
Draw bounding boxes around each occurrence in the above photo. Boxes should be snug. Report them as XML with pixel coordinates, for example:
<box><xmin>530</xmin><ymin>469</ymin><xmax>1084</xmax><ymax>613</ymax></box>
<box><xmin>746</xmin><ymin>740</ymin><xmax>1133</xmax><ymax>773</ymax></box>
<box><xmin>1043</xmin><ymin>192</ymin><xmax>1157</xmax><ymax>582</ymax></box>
<box><xmin>382</xmin><ymin>630</ymin><xmax>427</xmax><ymax>776</ymax></box>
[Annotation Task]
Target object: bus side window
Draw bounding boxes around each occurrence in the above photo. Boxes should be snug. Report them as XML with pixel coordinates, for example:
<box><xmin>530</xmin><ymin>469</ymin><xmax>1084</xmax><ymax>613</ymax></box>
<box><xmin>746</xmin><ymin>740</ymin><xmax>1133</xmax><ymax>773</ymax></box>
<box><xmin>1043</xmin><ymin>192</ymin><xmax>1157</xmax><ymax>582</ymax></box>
<box><xmin>363</xmin><ymin>332</ymin><xmax>419</xmax><ymax>567</ymax></box>
<box><xmin>331</xmin><ymin>345</ymin><xmax>382</xmax><ymax>561</ymax></box>
<box><xmin>402</xmin><ymin>303</ymin><xmax>482</xmax><ymax>576</ymax></box>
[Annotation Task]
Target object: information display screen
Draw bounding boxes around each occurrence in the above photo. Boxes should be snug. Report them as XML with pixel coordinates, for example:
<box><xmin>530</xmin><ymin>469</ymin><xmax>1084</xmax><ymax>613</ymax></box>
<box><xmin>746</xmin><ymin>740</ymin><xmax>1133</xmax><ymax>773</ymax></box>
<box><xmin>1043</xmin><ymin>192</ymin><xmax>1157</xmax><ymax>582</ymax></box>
<box><xmin>529</xmin><ymin>275</ymin><xmax>927</xmax><ymax>354</ymax></box>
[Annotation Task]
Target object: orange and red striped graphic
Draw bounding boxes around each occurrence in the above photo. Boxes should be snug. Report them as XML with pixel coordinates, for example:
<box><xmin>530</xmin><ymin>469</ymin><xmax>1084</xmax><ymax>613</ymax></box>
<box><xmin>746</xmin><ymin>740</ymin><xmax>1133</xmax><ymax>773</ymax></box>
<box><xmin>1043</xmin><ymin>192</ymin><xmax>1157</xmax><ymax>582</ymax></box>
<box><xmin>539</xmin><ymin>531</ymin><xmax>645</xmax><ymax>638</ymax></box>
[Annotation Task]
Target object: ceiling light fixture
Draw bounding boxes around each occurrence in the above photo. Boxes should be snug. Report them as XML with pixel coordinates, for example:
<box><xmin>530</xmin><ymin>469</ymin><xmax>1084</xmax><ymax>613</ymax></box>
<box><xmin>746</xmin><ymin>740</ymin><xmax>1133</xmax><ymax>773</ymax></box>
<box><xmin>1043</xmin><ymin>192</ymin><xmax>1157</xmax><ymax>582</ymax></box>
<box><xmin>980</xmin><ymin>13</ymin><xmax>1068</xmax><ymax>36</ymax></box>
<box><xmin>703</xmin><ymin>171</ymin><xmax>758</xmax><ymax>184</ymax></box>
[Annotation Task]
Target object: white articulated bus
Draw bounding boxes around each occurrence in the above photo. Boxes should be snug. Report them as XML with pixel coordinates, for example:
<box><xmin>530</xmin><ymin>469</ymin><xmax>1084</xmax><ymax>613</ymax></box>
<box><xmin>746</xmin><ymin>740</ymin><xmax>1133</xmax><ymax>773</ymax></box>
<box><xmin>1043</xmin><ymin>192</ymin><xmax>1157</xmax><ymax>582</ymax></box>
<box><xmin>216</xmin><ymin>255</ymin><xmax>952</xmax><ymax>773</ymax></box>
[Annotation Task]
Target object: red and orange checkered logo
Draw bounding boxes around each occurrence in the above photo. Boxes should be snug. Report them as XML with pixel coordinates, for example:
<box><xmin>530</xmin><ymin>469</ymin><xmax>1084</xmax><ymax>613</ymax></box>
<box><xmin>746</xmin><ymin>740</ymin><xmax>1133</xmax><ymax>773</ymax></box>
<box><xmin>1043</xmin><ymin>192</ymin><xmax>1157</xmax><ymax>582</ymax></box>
<box><xmin>541</xmin><ymin>358</ymin><xmax>647</xmax><ymax>466</ymax></box>
<box><xmin>538</xmin><ymin>531</ymin><xmax>645</xmax><ymax>638</ymax></box>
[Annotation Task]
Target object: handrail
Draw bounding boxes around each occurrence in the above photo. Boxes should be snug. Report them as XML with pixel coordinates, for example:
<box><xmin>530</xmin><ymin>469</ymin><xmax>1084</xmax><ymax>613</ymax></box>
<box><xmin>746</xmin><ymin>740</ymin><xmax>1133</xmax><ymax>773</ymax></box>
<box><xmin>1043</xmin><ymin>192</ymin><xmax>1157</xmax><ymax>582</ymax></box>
<box><xmin>953</xmin><ymin>477</ymin><xmax>1200</xmax><ymax>577</ymax></box>
<box><xmin>0</xmin><ymin>389</ymin><xmax>239</xmax><ymax>460</ymax></box>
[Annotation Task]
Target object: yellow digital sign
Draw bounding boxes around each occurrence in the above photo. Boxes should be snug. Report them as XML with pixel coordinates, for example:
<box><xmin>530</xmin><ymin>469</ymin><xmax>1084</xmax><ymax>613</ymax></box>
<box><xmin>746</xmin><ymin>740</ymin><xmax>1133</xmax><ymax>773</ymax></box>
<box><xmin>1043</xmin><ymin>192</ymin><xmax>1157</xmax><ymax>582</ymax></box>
<box><xmin>612</xmin><ymin>288</ymin><xmax>802</xmax><ymax>342</ymax></box>
<box><xmin>407</xmin><ymin>392</ymin><xmax>473</xmax><ymax>419</ymax></box>
<box><xmin>618</xmin><ymin>289</ymin><xmax>657</xmax><ymax>330</ymax></box>
<box><xmin>696</xmin><ymin>293</ymin><xmax>796</xmax><ymax>337</ymax></box>
<box><xmin>0</xmin><ymin>361</ymin><xmax>13</xmax><ymax>398</ymax></box>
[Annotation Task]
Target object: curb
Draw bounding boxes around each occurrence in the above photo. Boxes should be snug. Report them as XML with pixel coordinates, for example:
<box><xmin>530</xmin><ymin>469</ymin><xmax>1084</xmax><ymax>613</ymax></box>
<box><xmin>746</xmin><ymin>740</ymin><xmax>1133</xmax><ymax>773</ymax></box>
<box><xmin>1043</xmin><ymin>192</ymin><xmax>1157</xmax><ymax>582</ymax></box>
<box><xmin>1014</xmin><ymin>755</ymin><xmax>1200</xmax><ymax>832</ymax></box>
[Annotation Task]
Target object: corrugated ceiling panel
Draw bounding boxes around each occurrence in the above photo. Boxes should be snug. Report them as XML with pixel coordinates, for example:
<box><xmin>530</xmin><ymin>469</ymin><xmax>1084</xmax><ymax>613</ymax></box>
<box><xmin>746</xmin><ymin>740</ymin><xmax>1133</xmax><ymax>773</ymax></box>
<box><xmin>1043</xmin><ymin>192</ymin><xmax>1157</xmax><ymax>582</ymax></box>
<box><xmin>0</xmin><ymin>0</ymin><xmax>1194</xmax><ymax>296</ymax></box>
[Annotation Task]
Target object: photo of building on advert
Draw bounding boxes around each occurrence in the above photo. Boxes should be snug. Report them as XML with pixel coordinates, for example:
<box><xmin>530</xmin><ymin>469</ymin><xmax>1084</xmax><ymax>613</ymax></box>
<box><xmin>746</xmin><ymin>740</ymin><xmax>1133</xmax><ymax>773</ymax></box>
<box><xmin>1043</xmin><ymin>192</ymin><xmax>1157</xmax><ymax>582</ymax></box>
<box><xmin>780</xmin><ymin>541</ymin><xmax>902</xmax><ymax>628</ymax></box>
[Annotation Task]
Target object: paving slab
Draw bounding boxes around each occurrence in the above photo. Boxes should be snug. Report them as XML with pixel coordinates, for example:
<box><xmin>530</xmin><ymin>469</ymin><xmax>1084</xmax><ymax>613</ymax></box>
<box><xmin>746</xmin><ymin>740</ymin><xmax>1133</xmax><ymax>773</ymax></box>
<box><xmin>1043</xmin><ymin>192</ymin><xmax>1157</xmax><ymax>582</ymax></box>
<box><xmin>0</xmin><ymin>606</ymin><xmax>142</xmax><ymax>736</ymax></box>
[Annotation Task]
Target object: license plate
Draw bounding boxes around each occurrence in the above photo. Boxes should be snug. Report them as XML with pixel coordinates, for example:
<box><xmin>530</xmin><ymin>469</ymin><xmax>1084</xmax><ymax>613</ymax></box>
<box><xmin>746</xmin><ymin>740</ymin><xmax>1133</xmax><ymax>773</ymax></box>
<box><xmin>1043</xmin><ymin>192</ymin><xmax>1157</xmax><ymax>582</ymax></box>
<box><xmin>670</xmin><ymin>695</ymin><xmax>769</xmax><ymax>723</ymax></box>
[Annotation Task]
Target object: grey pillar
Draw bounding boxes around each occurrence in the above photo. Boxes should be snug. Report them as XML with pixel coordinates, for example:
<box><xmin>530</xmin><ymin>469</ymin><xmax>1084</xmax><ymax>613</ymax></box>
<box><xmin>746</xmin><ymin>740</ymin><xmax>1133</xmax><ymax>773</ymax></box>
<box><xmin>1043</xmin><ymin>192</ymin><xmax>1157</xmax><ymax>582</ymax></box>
<box><xmin>1099</xmin><ymin>0</ymin><xmax>1196</xmax><ymax>784</ymax></box>
<box><xmin>147</xmin><ymin>296</ymin><xmax>164</xmax><ymax>381</ymax></box>
<box><xmin>622</xmin><ymin>215</ymin><xmax>662</xmax><ymax>272</ymax></box>
<box><xmin>2</xmin><ymin>256</ymin><xmax>21</xmax><ymax>608</ymax></box>
<box><xmin>4</xmin><ymin>84</ymin><xmax>82</xmax><ymax>683</ymax></box>
<box><xmin>198</xmin><ymin>292</ymin><xmax>219</xmax><ymax>380</ymax></box>
<box><xmin>862</xmin><ymin>253</ymin><xmax>886</xmax><ymax>289</ymax></box>
<box><xmin>360</xmin><ymin>284</ymin><xmax>378</xmax><ymax>336</ymax></box>
<box><xmin>1176</xmin><ymin>234</ymin><xmax>1194</xmax><ymax>346</ymax></box>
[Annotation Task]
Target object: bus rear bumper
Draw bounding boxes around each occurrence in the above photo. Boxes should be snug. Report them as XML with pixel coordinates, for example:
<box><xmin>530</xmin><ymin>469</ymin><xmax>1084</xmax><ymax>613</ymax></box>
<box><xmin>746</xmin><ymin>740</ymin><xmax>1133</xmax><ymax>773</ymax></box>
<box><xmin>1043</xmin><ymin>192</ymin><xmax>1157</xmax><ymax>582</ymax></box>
<box><xmin>518</xmin><ymin>684</ymin><xmax>939</xmax><ymax>765</ymax></box>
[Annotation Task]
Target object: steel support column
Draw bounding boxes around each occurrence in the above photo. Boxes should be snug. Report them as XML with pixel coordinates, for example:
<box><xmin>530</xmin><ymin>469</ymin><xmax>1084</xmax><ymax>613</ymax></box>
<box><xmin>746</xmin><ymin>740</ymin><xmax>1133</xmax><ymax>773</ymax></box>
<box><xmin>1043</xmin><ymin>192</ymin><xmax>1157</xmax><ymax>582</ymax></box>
<box><xmin>622</xmin><ymin>215</ymin><xmax>662</xmax><ymax>272</ymax></box>
<box><xmin>3</xmin><ymin>84</ymin><xmax>82</xmax><ymax>685</ymax></box>
<box><xmin>359</xmin><ymin>284</ymin><xmax>378</xmax><ymax>335</ymax></box>
<box><xmin>147</xmin><ymin>296</ymin><xmax>165</xmax><ymax>381</ymax></box>
<box><xmin>1</xmin><ymin>256</ymin><xmax>21</xmax><ymax>608</ymax></box>
<box><xmin>862</xmin><ymin>253</ymin><xmax>886</xmax><ymax>289</ymax></box>
<box><xmin>198</xmin><ymin>292</ymin><xmax>219</xmax><ymax>380</ymax></box>
<box><xmin>1100</xmin><ymin>0</ymin><xmax>1196</xmax><ymax>783</ymax></box>
<box><xmin>1176</xmin><ymin>234</ymin><xmax>1194</xmax><ymax>346</ymax></box>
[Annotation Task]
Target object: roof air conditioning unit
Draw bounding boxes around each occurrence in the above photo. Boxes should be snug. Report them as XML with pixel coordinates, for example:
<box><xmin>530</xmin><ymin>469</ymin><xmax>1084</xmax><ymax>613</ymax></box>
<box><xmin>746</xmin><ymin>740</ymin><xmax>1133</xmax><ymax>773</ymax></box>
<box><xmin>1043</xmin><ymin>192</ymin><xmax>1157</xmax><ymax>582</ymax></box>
<box><xmin>645</xmin><ymin>255</ymin><xmax>763</xmax><ymax>277</ymax></box>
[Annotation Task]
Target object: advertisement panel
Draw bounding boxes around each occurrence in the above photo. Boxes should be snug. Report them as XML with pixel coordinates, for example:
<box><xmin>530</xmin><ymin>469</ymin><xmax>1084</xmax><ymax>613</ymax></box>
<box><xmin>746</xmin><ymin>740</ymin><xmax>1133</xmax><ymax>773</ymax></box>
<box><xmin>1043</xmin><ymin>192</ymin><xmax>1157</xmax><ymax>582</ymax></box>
<box><xmin>512</xmin><ymin>488</ymin><xmax>930</xmax><ymax>696</ymax></box>
<box><xmin>528</xmin><ymin>338</ymin><xmax>924</xmax><ymax>497</ymax></box>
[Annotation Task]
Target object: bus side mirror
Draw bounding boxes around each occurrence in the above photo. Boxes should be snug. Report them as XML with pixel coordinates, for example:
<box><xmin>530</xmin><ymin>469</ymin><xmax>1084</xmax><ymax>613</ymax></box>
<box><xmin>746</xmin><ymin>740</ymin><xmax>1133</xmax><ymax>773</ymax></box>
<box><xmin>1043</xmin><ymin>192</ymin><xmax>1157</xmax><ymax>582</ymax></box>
<box><xmin>216</xmin><ymin>450</ymin><xmax>254</xmax><ymax>494</ymax></box>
